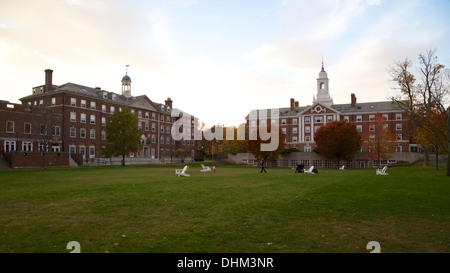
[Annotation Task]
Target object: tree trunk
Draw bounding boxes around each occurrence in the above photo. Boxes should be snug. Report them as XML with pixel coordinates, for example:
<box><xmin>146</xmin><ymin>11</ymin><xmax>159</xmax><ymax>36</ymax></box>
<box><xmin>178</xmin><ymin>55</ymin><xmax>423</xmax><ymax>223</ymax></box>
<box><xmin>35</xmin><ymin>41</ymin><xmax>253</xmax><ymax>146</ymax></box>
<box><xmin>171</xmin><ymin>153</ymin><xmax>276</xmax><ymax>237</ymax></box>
<box><xmin>423</xmin><ymin>147</ymin><xmax>429</xmax><ymax>167</ymax></box>
<box><xmin>435</xmin><ymin>152</ymin><xmax>439</xmax><ymax>172</ymax></box>
<box><xmin>122</xmin><ymin>154</ymin><xmax>125</xmax><ymax>167</ymax></box>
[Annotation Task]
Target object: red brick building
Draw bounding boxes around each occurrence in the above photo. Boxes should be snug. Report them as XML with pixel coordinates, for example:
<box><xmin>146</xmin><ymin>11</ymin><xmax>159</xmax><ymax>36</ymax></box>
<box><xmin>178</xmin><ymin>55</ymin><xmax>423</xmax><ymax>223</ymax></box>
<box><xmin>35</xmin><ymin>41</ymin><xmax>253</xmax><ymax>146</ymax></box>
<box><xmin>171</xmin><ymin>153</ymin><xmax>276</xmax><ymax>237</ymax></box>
<box><xmin>246</xmin><ymin>63</ymin><xmax>414</xmax><ymax>165</ymax></box>
<box><xmin>0</xmin><ymin>69</ymin><xmax>197</xmax><ymax>167</ymax></box>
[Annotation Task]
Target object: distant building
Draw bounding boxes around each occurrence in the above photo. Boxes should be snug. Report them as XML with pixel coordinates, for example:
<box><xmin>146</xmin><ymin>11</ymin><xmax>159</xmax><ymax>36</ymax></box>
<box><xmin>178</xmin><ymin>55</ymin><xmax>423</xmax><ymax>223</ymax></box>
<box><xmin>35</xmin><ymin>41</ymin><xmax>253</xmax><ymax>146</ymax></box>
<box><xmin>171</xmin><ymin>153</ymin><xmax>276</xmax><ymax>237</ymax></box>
<box><xmin>245</xmin><ymin>62</ymin><xmax>416</xmax><ymax>167</ymax></box>
<box><xmin>0</xmin><ymin>69</ymin><xmax>197</xmax><ymax>167</ymax></box>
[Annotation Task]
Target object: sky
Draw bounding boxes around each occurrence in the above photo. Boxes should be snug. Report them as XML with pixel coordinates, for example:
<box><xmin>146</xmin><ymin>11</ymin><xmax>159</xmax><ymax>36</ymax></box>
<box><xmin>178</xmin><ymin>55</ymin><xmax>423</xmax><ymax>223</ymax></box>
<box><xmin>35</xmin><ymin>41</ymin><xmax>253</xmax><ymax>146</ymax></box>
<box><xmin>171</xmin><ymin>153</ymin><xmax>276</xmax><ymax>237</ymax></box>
<box><xmin>1</xmin><ymin>0</ymin><xmax>449</xmax><ymax>127</ymax></box>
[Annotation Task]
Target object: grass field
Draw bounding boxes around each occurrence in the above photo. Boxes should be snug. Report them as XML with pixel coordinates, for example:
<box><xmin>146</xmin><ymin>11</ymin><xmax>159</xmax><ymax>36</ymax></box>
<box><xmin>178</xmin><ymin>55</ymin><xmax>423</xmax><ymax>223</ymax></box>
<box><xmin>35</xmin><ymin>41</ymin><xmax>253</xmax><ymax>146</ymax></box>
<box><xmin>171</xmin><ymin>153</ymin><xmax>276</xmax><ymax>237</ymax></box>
<box><xmin>0</xmin><ymin>163</ymin><xmax>448</xmax><ymax>253</ymax></box>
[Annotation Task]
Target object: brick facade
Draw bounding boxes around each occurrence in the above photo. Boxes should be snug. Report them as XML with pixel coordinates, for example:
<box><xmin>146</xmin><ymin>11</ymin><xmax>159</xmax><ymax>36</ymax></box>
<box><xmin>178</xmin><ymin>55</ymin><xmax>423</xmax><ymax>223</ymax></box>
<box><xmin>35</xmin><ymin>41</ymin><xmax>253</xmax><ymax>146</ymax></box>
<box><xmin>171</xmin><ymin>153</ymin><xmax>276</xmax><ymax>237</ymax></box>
<box><xmin>0</xmin><ymin>70</ymin><xmax>198</xmax><ymax>167</ymax></box>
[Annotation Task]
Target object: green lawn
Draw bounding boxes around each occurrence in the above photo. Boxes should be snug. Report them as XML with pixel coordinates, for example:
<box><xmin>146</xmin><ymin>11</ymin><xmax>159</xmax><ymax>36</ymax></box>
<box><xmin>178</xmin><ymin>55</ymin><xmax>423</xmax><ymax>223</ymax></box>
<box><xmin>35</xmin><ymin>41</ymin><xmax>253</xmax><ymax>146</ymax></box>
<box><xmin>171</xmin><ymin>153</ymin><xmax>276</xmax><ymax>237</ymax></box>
<box><xmin>0</xmin><ymin>163</ymin><xmax>448</xmax><ymax>253</ymax></box>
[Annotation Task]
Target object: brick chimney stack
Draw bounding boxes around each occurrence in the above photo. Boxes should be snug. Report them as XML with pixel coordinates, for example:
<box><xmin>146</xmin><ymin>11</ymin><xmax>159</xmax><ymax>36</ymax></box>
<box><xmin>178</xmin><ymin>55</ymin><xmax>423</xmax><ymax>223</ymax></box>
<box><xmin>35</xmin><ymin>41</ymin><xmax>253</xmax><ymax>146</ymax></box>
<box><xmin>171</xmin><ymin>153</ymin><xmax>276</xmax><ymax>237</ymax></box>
<box><xmin>165</xmin><ymin>97</ymin><xmax>173</xmax><ymax>109</ymax></box>
<box><xmin>351</xmin><ymin>93</ymin><xmax>357</xmax><ymax>107</ymax></box>
<box><xmin>45</xmin><ymin>69</ymin><xmax>53</xmax><ymax>93</ymax></box>
<box><xmin>290</xmin><ymin>98</ymin><xmax>295</xmax><ymax>111</ymax></box>
<box><xmin>295</xmin><ymin>101</ymin><xmax>299</xmax><ymax>108</ymax></box>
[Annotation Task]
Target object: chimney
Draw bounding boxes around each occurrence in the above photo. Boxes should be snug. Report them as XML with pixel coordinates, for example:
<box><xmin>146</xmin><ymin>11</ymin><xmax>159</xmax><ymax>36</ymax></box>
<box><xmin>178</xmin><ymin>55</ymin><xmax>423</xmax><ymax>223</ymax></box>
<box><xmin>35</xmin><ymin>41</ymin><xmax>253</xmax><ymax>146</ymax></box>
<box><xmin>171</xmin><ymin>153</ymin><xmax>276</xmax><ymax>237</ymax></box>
<box><xmin>95</xmin><ymin>87</ymin><xmax>101</xmax><ymax>90</ymax></box>
<box><xmin>351</xmin><ymin>93</ymin><xmax>357</xmax><ymax>107</ymax></box>
<box><xmin>290</xmin><ymin>98</ymin><xmax>295</xmax><ymax>111</ymax></box>
<box><xmin>165</xmin><ymin>97</ymin><xmax>173</xmax><ymax>109</ymax></box>
<box><xmin>295</xmin><ymin>101</ymin><xmax>299</xmax><ymax>108</ymax></box>
<box><xmin>45</xmin><ymin>69</ymin><xmax>53</xmax><ymax>93</ymax></box>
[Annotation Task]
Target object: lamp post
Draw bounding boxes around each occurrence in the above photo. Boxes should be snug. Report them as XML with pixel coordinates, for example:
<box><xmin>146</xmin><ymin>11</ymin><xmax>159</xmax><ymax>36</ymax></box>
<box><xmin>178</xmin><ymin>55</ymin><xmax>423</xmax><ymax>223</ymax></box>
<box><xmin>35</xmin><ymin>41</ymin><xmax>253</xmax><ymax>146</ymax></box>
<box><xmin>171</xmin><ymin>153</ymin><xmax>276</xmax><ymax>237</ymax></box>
<box><xmin>16</xmin><ymin>132</ymin><xmax>19</xmax><ymax>151</ymax></box>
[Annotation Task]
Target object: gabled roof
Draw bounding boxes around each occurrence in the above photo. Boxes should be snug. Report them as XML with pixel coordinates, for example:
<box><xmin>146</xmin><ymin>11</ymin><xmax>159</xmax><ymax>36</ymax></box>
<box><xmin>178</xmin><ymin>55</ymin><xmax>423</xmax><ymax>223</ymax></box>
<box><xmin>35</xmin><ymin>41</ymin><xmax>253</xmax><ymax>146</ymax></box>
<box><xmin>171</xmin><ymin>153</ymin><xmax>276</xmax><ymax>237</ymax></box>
<box><xmin>299</xmin><ymin>102</ymin><xmax>341</xmax><ymax>115</ymax></box>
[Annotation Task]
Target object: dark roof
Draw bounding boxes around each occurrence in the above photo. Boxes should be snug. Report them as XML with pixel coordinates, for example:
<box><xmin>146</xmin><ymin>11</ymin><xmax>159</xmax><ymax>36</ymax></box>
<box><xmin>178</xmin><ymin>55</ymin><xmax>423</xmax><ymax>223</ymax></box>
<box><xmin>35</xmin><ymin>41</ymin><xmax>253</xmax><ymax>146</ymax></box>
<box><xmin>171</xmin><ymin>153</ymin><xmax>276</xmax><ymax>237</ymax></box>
<box><xmin>331</xmin><ymin>101</ymin><xmax>402</xmax><ymax>113</ymax></box>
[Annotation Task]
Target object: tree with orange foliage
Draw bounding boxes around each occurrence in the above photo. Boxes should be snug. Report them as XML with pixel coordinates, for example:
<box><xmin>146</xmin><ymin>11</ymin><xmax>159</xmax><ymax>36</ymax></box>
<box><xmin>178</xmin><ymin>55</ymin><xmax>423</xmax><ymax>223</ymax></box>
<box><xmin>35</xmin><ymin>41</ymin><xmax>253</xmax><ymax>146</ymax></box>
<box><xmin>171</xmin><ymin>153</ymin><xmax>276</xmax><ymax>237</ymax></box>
<box><xmin>314</xmin><ymin>121</ymin><xmax>361</xmax><ymax>168</ymax></box>
<box><xmin>361</xmin><ymin>112</ymin><xmax>397</xmax><ymax>165</ymax></box>
<box><xmin>415</xmin><ymin>106</ymin><xmax>448</xmax><ymax>171</ymax></box>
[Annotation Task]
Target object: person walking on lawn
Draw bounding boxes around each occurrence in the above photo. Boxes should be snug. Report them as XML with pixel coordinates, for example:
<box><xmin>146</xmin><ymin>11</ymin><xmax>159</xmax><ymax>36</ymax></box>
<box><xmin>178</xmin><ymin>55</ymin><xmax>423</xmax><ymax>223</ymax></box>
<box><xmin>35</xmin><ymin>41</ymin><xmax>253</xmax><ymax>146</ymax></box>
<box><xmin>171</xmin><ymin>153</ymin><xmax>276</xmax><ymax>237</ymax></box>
<box><xmin>260</xmin><ymin>158</ymin><xmax>267</xmax><ymax>173</ymax></box>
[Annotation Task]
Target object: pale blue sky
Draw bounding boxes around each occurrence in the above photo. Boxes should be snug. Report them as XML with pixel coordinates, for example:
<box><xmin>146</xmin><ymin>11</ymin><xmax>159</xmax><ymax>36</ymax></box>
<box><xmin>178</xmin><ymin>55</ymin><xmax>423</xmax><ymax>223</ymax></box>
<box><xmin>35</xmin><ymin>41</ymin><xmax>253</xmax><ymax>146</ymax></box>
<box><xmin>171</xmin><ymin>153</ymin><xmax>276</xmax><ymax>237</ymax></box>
<box><xmin>1</xmin><ymin>0</ymin><xmax>449</xmax><ymax>126</ymax></box>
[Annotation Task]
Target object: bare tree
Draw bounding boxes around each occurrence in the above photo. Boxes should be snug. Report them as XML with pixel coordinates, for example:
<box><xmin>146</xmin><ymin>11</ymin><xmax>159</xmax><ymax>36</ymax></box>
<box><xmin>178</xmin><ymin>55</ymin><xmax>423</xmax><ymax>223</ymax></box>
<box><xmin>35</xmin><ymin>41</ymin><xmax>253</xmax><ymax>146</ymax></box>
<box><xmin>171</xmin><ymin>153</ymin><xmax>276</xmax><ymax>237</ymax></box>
<box><xmin>390</xmin><ymin>49</ymin><xmax>450</xmax><ymax>174</ymax></box>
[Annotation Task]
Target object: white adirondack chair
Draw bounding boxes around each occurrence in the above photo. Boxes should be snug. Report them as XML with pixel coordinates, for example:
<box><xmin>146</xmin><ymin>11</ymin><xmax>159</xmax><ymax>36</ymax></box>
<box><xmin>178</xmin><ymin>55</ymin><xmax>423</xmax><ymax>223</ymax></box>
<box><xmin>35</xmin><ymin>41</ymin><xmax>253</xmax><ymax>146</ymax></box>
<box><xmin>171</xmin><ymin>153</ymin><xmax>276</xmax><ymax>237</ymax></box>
<box><xmin>376</xmin><ymin>166</ymin><xmax>388</xmax><ymax>175</ymax></box>
<box><xmin>200</xmin><ymin>164</ymin><xmax>211</xmax><ymax>172</ymax></box>
<box><xmin>305</xmin><ymin>166</ymin><xmax>315</xmax><ymax>174</ymax></box>
<box><xmin>176</xmin><ymin>165</ymin><xmax>190</xmax><ymax>177</ymax></box>
<box><xmin>339</xmin><ymin>165</ymin><xmax>345</xmax><ymax>170</ymax></box>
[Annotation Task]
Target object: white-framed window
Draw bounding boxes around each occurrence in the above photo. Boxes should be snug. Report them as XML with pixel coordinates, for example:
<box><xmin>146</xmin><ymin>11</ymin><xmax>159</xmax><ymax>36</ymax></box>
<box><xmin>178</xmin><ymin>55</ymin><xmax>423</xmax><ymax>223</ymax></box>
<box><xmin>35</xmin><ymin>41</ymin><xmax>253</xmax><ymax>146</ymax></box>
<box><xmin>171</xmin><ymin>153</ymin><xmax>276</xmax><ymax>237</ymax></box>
<box><xmin>152</xmin><ymin>123</ymin><xmax>156</xmax><ymax>132</ymax></box>
<box><xmin>90</xmin><ymin>115</ymin><xmax>96</xmax><ymax>124</ymax></box>
<box><xmin>51</xmin><ymin>97</ymin><xmax>56</xmax><ymax>106</ymax></box>
<box><xmin>69</xmin><ymin>145</ymin><xmax>76</xmax><ymax>155</ymax></box>
<box><xmin>70</xmin><ymin>112</ymin><xmax>76</xmax><ymax>122</ymax></box>
<box><xmin>315</xmin><ymin>116</ymin><xmax>323</xmax><ymax>123</ymax></box>
<box><xmin>281</xmin><ymin>119</ymin><xmax>286</xmax><ymax>125</ymax></box>
<box><xmin>327</xmin><ymin>115</ymin><xmax>333</xmax><ymax>122</ymax></box>
<box><xmin>293</xmin><ymin>127</ymin><xmax>298</xmax><ymax>134</ymax></box>
<box><xmin>305</xmin><ymin>136</ymin><xmax>310</xmax><ymax>142</ymax></box>
<box><xmin>356</xmin><ymin>115</ymin><xmax>362</xmax><ymax>122</ymax></box>
<box><xmin>396</xmin><ymin>134</ymin><xmax>402</xmax><ymax>140</ymax></box>
<box><xmin>102</xmin><ymin>117</ymin><xmax>106</xmax><ymax>126</ymax></box>
<box><xmin>369</xmin><ymin>114</ymin><xmax>375</xmax><ymax>121</ymax></box>
<box><xmin>70</xmin><ymin>98</ymin><xmax>77</xmax><ymax>106</ymax></box>
<box><xmin>89</xmin><ymin>146</ymin><xmax>95</xmax><ymax>158</ymax></box>
<box><xmin>305</xmin><ymin>126</ymin><xmax>310</xmax><ymax>133</ymax></box>
<box><xmin>396</xmin><ymin>124</ymin><xmax>402</xmax><ymax>131</ymax></box>
<box><xmin>396</xmin><ymin>146</ymin><xmax>402</xmax><ymax>152</ymax></box>
<box><xmin>102</xmin><ymin>104</ymin><xmax>106</xmax><ymax>112</ymax></box>
<box><xmin>81</xmin><ymin>100</ymin><xmax>86</xmax><ymax>108</ymax></box>
<box><xmin>314</xmin><ymin>126</ymin><xmax>320</xmax><ymax>132</ymax></box>
<box><xmin>138</xmin><ymin>110</ymin><xmax>142</xmax><ymax>118</ymax></box>
<box><xmin>22</xmin><ymin>141</ymin><xmax>33</xmax><ymax>151</ymax></box>
<box><xmin>357</xmin><ymin>125</ymin><xmax>362</xmax><ymax>132</ymax></box>
<box><xmin>52</xmin><ymin>126</ymin><xmax>60</xmax><ymax>136</ymax></box>
<box><xmin>305</xmin><ymin>117</ymin><xmax>310</xmax><ymax>124</ymax></box>
<box><xmin>292</xmin><ymin>118</ymin><xmax>297</xmax><ymax>124</ymax></box>
<box><xmin>39</xmin><ymin>142</ymin><xmax>48</xmax><ymax>152</ymax></box>
<box><xmin>382</xmin><ymin>114</ymin><xmax>389</xmax><ymax>120</ymax></box>
<box><xmin>90</xmin><ymin>129</ymin><xmax>95</xmax><ymax>139</ymax></box>
<box><xmin>101</xmin><ymin>130</ymin><xmax>106</xmax><ymax>140</ymax></box>
<box><xmin>52</xmin><ymin>143</ymin><xmax>61</xmax><ymax>153</ymax></box>
<box><xmin>90</xmin><ymin>101</ymin><xmax>96</xmax><ymax>110</ymax></box>
<box><xmin>70</xmin><ymin>127</ymin><xmax>76</xmax><ymax>138</ymax></box>
<box><xmin>145</xmin><ymin>122</ymin><xmax>149</xmax><ymax>131</ymax></box>
<box><xmin>80</xmin><ymin>113</ymin><xmax>86</xmax><ymax>123</ymax></box>
<box><xmin>4</xmin><ymin>140</ymin><xmax>16</xmax><ymax>152</ymax></box>
<box><xmin>282</xmin><ymin>128</ymin><xmax>287</xmax><ymax>134</ymax></box>
<box><xmin>292</xmin><ymin>136</ymin><xmax>298</xmax><ymax>142</ymax></box>
<box><xmin>396</xmin><ymin>113</ymin><xmax>402</xmax><ymax>120</ymax></box>
<box><xmin>79</xmin><ymin>146</ymin><xmax>86</xmax><ymax>159</ymax></box>
<box><xmin>110</xmin><ymin>106</ymin><xmax>115</xmax><ymax>114</ymax></box>
<box><xmin>304</xmin><ymin>146</ymin><xmax>311</xmax><ymax>152</ymax></box>
<box><xmin>80</xmin><ymin>128</ymin><xmax>86</xmax><ymax>138</ymax></box>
